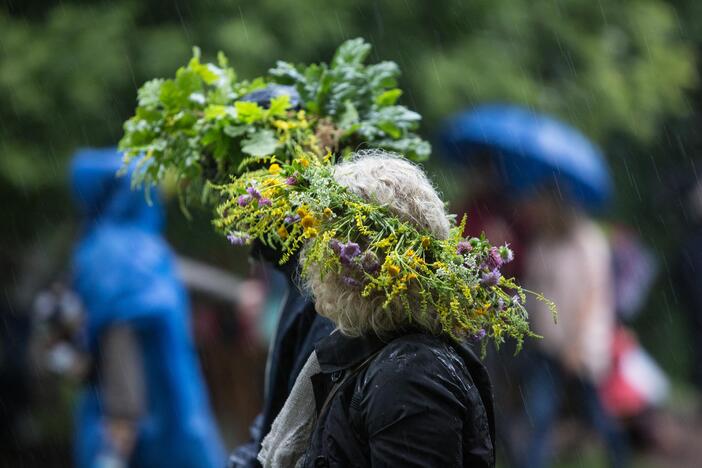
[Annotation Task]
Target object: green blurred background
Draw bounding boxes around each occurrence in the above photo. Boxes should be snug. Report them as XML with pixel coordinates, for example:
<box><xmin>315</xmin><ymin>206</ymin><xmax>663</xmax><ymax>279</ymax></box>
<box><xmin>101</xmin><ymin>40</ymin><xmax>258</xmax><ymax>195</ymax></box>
<box><xmin>2</xmin><ymin>0</ymin><xmax>702</xmax><ymax>464</ymax></box>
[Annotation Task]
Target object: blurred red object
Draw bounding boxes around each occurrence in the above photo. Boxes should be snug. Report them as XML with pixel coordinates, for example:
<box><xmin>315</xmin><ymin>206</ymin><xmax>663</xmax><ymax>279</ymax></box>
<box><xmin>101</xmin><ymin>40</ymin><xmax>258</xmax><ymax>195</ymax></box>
<box><xmin>599</xmin><ymin>326</ymin><xmax>669</xmax><ymax>418</ymax></box>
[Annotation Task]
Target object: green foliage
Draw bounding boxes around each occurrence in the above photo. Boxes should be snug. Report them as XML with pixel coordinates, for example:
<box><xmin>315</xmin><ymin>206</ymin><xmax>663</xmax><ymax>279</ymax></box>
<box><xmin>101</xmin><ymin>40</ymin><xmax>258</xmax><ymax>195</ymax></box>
<box><xmin>3</xmin><ymin>0</ymin><xmax>695</xmax><ymax>194</ymax></box>
<box><xmin>269</xmin><ymin>38</ymin><xmax>430</xmax><ymax>159</ymax></box>
<box><xmin>119</xmin><ymin>38</ymin><xmax>430</xmax><ymax>201</ymax></box>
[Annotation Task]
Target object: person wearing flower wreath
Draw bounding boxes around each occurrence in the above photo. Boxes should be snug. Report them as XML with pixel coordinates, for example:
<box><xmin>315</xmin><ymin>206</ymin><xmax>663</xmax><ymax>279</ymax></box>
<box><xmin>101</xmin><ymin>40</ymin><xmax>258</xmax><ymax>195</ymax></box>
<box><xmin>252</xmin><ymin>150</ymin><xmax>503</xmax><ymax>467</ymax></box>
<box><xmin>119</xmin><ymin>39</ymin><xmax>438</xmax><ymax>467</ymax></box>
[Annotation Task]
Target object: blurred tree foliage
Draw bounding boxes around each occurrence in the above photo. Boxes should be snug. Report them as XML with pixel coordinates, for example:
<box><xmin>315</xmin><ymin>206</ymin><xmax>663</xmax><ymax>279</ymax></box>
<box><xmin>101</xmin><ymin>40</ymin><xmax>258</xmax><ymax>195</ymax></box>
<box><xmin>1</xmin><ymin>0</ymin><xmax>700</xmax><ymax>374</ymax></box>
<box><xmin>1</xmin><ymin>0</ymin><xmax>695</xmax><ymax>192</ymax></box>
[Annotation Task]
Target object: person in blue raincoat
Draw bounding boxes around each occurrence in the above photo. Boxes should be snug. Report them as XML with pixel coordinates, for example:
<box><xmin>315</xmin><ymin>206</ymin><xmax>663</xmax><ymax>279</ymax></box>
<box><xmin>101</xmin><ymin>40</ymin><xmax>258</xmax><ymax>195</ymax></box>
<box><xmin>70</xmin><ymin>147</ymin><xmax>225</xmax><ymax>468</ymax></box>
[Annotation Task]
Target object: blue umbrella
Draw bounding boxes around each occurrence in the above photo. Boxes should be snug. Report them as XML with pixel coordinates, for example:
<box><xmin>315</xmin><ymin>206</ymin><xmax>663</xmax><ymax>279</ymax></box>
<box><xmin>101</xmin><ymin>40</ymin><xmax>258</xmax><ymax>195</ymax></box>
<box><xmin>440</xmin><ymin>104</ymin><xmax>613</xmax><ymax>212</ymax></box>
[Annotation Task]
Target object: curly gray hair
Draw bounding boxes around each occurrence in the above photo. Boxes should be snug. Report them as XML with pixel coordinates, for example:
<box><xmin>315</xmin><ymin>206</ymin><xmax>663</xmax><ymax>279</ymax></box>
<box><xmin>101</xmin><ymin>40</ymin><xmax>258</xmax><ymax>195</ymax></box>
<box><xmin>302</xmin><ymin>150</ymin><xmax>451</xmax><ymax>337</ymax></box>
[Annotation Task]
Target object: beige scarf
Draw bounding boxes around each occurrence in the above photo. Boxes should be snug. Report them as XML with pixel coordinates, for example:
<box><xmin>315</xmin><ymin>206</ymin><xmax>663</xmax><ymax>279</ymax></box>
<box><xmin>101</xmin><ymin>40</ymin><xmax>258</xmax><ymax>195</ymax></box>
<box><xmin>258</xmin><ymin>351</ymin><xmax>320</xmax><ymax>468</ymax></box>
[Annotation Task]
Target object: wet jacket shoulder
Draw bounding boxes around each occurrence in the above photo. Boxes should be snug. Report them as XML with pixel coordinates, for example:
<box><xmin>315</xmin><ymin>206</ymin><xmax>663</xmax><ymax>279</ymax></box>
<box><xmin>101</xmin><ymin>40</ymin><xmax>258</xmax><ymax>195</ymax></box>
<box><xmin>304</xmin><ymin>332</ymin><xmax>495</xmax><ymax>468</ymax></box>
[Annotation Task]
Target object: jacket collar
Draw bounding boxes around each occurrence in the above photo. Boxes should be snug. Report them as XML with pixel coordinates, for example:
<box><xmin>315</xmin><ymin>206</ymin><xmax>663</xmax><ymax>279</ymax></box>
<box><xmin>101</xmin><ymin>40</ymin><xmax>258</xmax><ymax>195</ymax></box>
<box><xmin>315</xmin><ymin>330</ymin><xmax>390</xmax><ymax>374</ymax></box>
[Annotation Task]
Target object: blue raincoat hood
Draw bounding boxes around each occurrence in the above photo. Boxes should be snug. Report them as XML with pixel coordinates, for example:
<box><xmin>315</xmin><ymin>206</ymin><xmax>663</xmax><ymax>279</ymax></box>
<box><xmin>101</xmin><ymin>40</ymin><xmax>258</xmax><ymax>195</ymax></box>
<box><xmin>70</xmin><ymin>147</ymin><xmax>163</xmax><ymax>232</ymax></box>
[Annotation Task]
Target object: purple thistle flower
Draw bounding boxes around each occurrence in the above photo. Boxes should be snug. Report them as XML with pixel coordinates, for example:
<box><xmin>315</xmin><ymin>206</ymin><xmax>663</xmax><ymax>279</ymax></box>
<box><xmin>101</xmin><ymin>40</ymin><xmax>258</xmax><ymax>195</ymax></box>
<box><xmin>337</xmin><ymin>242</ymin><xmax>359</xmax><ymax>264</ymax></box>
<box><xmin>486</xmin><ymin>246</ymin><xmax>504</xmax><ymax>270</ymax></box>
<box><xmin>329</xmin><ymin>239</ymin><xmax>342</xmax><ymax>255</ymax></box>
<box><xmin>226</xmin><ymin>233</ymin><xmax>250</xmax><ymax>246</ymax></box>
<box><xmin>259</xmin><ymin>197</ymin><xmax>272</xmax><ymax>206</ymax></box>
<box><xmin>237</xmin><ymin>194</ymin><xmax>251</xmax><ymax>206</ymax></box>
<box><xmin>361</xmin><ymin>251</ymin><xmax>380</xmax><ymax>273</ymax></box>
<box><xmin>473</xmin><ymin>329</ymin><xmax>487</xmax><ymax>340</ymax></box>
<box><xmin>499</xmin><ymin>245</ymin><xmax>514</xmax><ymax>264</ymax></box>
<box><xmin>480</xmin><ymin>269</ymin><xmax>501</xmax><ymax>287</ymax></box>
<box><xmin>511</xmin><ymin>294</ymin><xmax>522</xmax><ymax>306</ymax></box>
<box><xmin>497</xmin><ymin>297</ymin><xmax>505</xmax><ymax>311</ymax></box>
<box><xmin>285</xmin><ymin>176</ymin><xmax>298</xmax><ymax>186</ymax></box>
<box><xmin>340</xmin><ymin>242</ymin><xmax>362</xmax><ymax>265</ymax></box>
<box><xmin>246</xmin><ymin>186</ymin><xmax>261</xmax><ymax>199</ymax></box>
<box><xmin>457</xmin><ymin>241</ymin><xmax>472</xmax><ymax>255</ymax></box>
<box><xmin>284</xmin><ymin>214</ymin><xmax>301</xmax><ymax>224</ymax></box>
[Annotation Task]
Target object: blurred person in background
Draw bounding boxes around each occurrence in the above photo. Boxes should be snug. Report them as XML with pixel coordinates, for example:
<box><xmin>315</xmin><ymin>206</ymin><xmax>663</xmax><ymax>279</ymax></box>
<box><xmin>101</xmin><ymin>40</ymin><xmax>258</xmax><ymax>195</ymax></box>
<box><xmin>518</xmin><ymin>188</ymin><xmax>628</xmax><ymax>468</ymax></box>
<box><xmin>31</xmin><ymin>282</ymin><xmax>86</xmax><ymax>377</ymax></box>
<box><xmin>600</xmin><ymin>226</ymin><xmax>671</xmax><ymax>452</ymax></box>
<box><xmin>70</xmin><ymin>148</ymin><xmax>224</xmax><ymax>468</ymax></box>
<box><xmin>441</xmin><ymin>105</ymin><xmax>626</xmax><ymax>466</ymax></box>
<box><xmin>229</xmin><ymin>245</ymin><xmax>334</xmax><ymax>467</ymax></box>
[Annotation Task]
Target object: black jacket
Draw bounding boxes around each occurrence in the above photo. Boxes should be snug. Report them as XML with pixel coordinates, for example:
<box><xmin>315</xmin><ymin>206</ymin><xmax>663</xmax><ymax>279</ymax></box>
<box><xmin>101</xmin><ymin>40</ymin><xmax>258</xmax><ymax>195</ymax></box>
<box><xmin>230</xmin><ymin>253</ymin><xmax>335</xmax><ymax>468</ymax></box>
<box><xmin>300</xmin><ymin>331</ymin><xmax>495</xmax><ymax>468</ymax></box>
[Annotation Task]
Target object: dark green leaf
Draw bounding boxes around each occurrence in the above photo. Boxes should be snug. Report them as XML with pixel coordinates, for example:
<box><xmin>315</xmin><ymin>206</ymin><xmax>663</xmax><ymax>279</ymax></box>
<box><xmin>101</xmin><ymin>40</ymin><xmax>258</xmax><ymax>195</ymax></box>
<box><xmin>338</xmin><ymin>100</ymin><xmax>360</xmax><ymax>128</ymax></box>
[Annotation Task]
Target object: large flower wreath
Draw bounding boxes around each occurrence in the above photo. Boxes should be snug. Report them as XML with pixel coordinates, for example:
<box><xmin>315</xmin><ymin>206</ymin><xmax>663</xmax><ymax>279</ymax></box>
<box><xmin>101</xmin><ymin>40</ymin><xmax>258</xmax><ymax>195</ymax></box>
<box><xmin>119</xmin><ymin>38</ymin><xmax>554</xmax><ymax>351</ymax></box>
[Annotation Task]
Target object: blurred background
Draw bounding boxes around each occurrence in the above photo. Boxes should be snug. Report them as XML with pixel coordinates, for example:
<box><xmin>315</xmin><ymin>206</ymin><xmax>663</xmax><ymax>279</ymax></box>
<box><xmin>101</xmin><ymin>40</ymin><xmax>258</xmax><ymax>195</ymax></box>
<box><xmin>3</xmin><ymin>0</ymin><xmax>702</xmax><ymax>466</ymax></box>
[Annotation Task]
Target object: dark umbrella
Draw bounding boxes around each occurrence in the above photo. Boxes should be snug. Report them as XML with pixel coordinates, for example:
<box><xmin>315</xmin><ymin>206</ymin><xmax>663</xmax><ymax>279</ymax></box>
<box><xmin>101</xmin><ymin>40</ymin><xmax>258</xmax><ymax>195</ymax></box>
<box><xmin>441</xmin><ymin>104</ymin><xmax>613</xmax><ymax>212</ymax></box>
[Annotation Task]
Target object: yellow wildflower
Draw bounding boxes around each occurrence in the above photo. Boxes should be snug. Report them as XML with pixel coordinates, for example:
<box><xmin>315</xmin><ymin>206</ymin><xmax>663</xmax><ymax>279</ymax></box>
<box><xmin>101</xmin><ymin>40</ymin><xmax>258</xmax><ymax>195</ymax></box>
<box><xmin>407</xmin><ymin>273</ymin><xmax>418</xmax><ymax>281</ymax></box>
<box><xmin>301</xmin><ymin>215</ymin><xmax>317</xmax><ymax>228</ymax></box>
<box><xmin>355</xmin><ymin>213</ymin><xmax>372</xmax><ymax>236</ymax></box>
<box><xmin>492</xmin><ymin>324</ymin><xmax>504</xmax><ymax>339</ymax></box>
<box><xmin>304</xmin><ymin>227</ymin><xmax>318</xmax><ymax>238</ymax></box>
<box><xmin>386</xmin><ymin>264</ymin><xmax>400</xmax><ymax>276</ymax></box>
<box><xmin>306</xmin><ymin>134</ymin><xmax>319</xmax><ymax>149</ymax></box>
<box><xmin>323</xmin><ymin>207</ymin><xmax>333</xmax><ymax>219</ymax></box>
<box><xmin>277</xmin><ymin>226</ymin><xmax>289</xmax><ymax>239</ymax></box>
<box><xmin>374</xmin><ymin>238</ymin><xmax>390</xmax><ymax>249</ymax></box>
<box><xmin>299</xmin><ymin>156</ymin><xmax>310</xmax><ymax>168</ymax></box>
<box><xmin>476</xmin><ymin>303</ymin><xmax>491</xmax><ymax>316</ymax></box>
<box><xmin>269</xmin><ymin>163</ymin><xmax>282</xmax><ymax>174</ymax></box>
<box><xmin>405</xmin><ymin>249</ymin><xmax>415</xmax><ymax>258</ymax></box>
<box><xmin>296</xmin><ymin>206</ymin><xmax>308</xmax><ymax>218</ymax></box>
<box><xmin>273</xmin><ymin>120</ymin><xmax>291</xmax><ymax>131</ymax></box>
<box><xmin>421</xmin><ymin>236</ymin><xmax>431</xmax><ymax>249</ymax></box>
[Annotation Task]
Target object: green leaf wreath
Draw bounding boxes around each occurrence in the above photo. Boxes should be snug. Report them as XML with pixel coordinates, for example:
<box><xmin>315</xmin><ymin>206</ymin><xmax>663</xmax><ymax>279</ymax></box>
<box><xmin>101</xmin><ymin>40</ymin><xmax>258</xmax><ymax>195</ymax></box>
<box><xmin>119</xmin><ymin>38</ymin><xmax>553</xmax><ymax>350</ymax></box>
<box><xmin>119</xmin><ymin>38</ymin><xmax>429</xmax><ymax>204</ymax></box>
